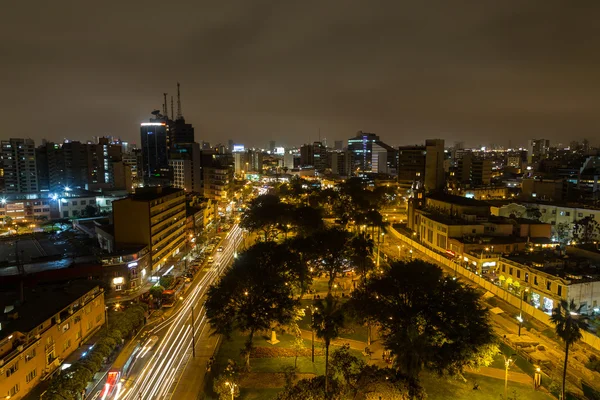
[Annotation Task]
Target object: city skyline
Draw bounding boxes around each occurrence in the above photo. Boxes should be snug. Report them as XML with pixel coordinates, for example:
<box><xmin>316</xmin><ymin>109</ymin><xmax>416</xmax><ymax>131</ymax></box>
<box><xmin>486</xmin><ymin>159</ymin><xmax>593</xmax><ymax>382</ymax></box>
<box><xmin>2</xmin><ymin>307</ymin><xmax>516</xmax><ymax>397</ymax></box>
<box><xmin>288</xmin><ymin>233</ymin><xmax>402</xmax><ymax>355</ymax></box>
<box><xmin>2</xmin><ymin>1</ymin><xmax>600</xmax><ymax>148</ymax></box>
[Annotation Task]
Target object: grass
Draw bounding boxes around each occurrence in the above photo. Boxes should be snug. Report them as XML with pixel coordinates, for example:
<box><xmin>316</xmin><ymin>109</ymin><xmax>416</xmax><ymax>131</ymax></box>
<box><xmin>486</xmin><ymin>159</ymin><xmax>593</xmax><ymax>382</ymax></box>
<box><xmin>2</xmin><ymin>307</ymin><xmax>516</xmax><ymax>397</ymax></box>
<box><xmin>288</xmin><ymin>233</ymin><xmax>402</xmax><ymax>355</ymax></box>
<box><xmin>238</xmin><ymin>387</ymin><xmax>282</xmax><ymax>399</ymax></box>
<box><xmin>421</xmin><ymin>371</ymin><xmax>553</xmax><ymax>400</ymax></box>
<box><xmin>298</xmin><ymin>299</ymin><xmax>369</xmax><ymax>343</ymax></box>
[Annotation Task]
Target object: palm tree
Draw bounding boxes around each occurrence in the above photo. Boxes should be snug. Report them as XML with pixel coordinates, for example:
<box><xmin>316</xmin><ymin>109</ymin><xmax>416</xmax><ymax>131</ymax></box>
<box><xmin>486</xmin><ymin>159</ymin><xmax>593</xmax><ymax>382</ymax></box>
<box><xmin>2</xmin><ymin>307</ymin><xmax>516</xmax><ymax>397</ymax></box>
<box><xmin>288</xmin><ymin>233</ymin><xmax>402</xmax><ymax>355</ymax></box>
<box><xmin>312</xmin><ymin>295</ymin><xmax>345</xmax><ymax>394</ymax></box>
<box><xmin>550</xmin><ymin>299</ymin><xmax>588</xmax><ymax>400</ymax></box>
<box><xmin>349</xmin><ymin>232</ymin><xmax>374</xmax><ymax>283</ymax></box>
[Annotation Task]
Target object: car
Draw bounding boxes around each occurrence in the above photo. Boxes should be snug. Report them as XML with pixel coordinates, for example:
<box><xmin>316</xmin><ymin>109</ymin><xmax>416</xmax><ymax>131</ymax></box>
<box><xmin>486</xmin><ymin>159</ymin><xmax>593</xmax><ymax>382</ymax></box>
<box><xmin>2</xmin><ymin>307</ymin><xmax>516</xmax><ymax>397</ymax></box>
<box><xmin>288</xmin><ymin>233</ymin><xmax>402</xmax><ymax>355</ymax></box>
<box><xmin>217</xmin><ymin>246</ymin><xmax>224</xmax><ymax>252</ymax></box>
<box><xmin>214</xmin><ymin>236</ymin><xmax>222</xmax><ymax>242</ymax></box>
<box><xmin>207</xmin><ymin>256</ymin><xmax>214</xmax><ymax>264</ymax></box>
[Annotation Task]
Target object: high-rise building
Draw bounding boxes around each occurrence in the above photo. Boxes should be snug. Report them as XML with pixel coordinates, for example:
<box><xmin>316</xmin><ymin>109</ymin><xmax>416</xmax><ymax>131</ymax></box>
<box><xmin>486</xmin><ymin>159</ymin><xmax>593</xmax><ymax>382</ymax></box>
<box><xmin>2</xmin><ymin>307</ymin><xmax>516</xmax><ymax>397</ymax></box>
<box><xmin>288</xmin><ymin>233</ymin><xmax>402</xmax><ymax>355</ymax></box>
<box><xmin>328</xmin><ymin>151</ymin><xmax>348</xmax><ymax>176</ymax></box>
<box><xmin>347</xmin><ymin>131</ymin><xmax>396</xmax><ymax>175</ymax></box>
<box><xmin>1</xmin><ymin>138</ymin><xmax>38</xmax><ymax>193</ymax></box>
<box><xmin>140</xmin><ymin>111</ymin><xmax>171</xmax><ymax>187</ymax></box>
<box><xmin>527</xmin><ymin>139</ymin><xmax>550</xmax><ymax>164</ymax></box>
<box><xmin>169</xmin><ymin>142</ymin><xmax>202</xmax><ymax>193</ymax></box>
<box><xmin>35</xmin><ymin>142</ymin><xmax>65</xmax><ymax>192</ymax></box>
<box><xmin>269</xmin><ymin>141</ymin><xmax>276</xmax><ymax>152</ymax></box>
<box><xmin>397</xmin><ymin>139</ymin><xmax>445</xmax><ymax>192</ymax></box>
<box><xmin>247</xmin><ymin>150</ymin><xmax>263</xmax><ymax>173</ymax></box>
<box><xmin>312</xmin><ymin>142</ymin><xmax>327</xmax><ymax>171</ymax></box>
<box><xmin>169</xmin><ymin>118</ymin><xmax>195</xmax><ymax>144</ymax></box>
<box><xmin>113</xmin><ymin>187</ymin><xmax>186</xmax><ymax>272</ymax></box>
<box><xmin>334</xmin><ymin>141</ymin><xmax>344</xmax><ymax>151</ymax></box>
<box><xmin>300</xmin><ymin>143</ymin><xmax>314</xmax><ymax>167</ymax></box>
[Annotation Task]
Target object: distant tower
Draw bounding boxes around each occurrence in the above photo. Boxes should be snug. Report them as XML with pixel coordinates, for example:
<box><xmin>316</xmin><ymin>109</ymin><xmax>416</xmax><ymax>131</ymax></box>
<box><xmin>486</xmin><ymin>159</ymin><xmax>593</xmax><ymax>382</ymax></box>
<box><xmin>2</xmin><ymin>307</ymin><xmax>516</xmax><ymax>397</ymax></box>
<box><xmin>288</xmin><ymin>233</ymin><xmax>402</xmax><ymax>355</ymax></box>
<box><xmin>163</xmin><ymin>93</ymin><xmax>168</xmax><ymax>116</ymax></box>
<box><xmin>176</xmin><ymin>82</ymin><xmax>183</xmax><ymax>120</ymax></box>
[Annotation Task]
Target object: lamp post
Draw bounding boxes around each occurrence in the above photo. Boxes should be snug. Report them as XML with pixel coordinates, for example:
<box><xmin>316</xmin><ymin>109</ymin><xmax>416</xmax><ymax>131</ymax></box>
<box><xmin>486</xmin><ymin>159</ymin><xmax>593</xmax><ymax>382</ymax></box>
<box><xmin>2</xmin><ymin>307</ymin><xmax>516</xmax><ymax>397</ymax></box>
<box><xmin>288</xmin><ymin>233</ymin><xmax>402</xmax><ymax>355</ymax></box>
<box><xmin>504</xmin><ymin>354</ymin><xmax>516</xmax><ymax>399</ymax></box>
<box><xmin>518</xmin><ymin>288</ymin><xmax>529</xmax><ymax>336</ymax></box>
<box><xmin>397</xmin><ymin>245</ymin><xmax>401</xmax><ymax>259</ymax></box>
<box><xmin>225</xmin><ymin>381</ymin><xmax>237</xmax><ymax>400</ymax></box>
<box><xmin>307</xmin><ymin>305</ymin><xmax>317</xmax><ymax>362</ymax></box>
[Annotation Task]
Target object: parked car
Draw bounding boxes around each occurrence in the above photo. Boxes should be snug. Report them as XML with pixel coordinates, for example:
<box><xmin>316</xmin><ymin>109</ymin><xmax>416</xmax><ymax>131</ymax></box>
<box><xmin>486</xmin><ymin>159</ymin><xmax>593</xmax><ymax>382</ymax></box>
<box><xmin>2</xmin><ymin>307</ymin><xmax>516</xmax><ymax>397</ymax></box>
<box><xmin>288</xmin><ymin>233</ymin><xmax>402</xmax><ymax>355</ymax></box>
<box><xmin>217</xmin><ymin>246</ymin><xmax>224</xmax><ymax>252</ymax></box>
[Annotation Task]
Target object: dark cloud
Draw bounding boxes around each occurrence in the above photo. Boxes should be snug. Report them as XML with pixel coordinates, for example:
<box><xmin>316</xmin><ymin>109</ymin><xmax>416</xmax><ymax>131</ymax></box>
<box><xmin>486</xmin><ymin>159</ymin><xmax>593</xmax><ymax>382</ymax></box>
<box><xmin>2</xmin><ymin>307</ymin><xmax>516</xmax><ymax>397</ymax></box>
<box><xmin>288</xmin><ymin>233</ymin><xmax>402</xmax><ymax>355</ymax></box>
<box><xmin>2</xmin><ymin>0</ymin><xmax>599</xmax><ymax>148</ymax></box>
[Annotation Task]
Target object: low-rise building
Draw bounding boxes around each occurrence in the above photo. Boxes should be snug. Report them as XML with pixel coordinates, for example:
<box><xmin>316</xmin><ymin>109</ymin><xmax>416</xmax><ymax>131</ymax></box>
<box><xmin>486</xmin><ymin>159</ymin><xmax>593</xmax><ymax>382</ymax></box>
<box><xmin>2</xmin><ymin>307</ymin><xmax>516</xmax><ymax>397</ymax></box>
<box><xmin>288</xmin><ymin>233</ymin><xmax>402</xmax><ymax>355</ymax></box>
<box><xmin>497</xmin><ymin>252</ymin><xmax>600</xmax><ymax>315</ymax></box>
<box><xmin>0</xmin><ymin>282</ymin><xmax>105</xmax><ymax>400</ymax></box>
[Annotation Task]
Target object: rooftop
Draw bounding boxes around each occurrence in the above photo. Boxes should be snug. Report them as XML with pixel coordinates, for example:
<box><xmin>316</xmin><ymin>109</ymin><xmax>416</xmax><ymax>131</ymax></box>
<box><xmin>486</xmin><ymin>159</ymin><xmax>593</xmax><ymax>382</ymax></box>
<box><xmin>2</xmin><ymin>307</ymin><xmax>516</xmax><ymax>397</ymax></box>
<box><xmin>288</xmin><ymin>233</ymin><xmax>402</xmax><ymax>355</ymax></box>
<box><xmin>427</xmin><ymin>192</ymin><xmax>490</xmax><ymax>208</ymax></box>
<box><xmin>503</xmin><ymin>251</ymin><xmax>600</xmax><ymax>282</ymax></box>
<box><xmin>0</xmin><ymin>280</ymin><xmax>101</xmax><ymax>339</ymax></box>
<box><xmin>130</xmin><ymin>186</ymin><xmax>184</xmax><ymax>201</ymax></box>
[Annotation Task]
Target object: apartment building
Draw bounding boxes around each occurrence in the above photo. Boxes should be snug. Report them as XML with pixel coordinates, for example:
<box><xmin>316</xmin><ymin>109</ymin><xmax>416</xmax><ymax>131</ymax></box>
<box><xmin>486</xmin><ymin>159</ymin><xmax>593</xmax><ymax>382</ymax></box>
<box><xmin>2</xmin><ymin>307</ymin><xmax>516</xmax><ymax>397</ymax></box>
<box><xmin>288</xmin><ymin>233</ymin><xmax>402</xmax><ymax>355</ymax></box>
<box><xmin>203</xmin><ymin>167</ymin><xmax>233</xmax><ymax>202</ymax></box>
<box><xmin>0</xmin><ymin>282</ymin><xmax>105</xmax><ymax>400</ymax></box>
<box><xmin>1</xmin><ymin>139</ymin><xmax>38</xmax><ymax>194</ymax></box>
<box><xmin>113</xmin><ymin>187</ymin><xmax>186</xmax><ymax>272</ymax></box>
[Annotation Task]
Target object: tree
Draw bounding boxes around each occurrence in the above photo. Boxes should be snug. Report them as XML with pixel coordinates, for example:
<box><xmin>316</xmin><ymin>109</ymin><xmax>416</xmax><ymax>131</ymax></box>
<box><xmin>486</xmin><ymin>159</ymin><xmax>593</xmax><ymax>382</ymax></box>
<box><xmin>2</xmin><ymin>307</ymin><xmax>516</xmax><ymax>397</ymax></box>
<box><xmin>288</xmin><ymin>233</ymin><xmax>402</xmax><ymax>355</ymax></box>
<box><xmin>241</xmin><ymin>194</ymin><xmax>289</xmax><ymax>241</ymax></box>
<box><xmin>205</xmin><ymin>242</ymin><xmax>298</xmax><ymax>368</ymax></box>
<box><xmin>349</xmin><ymin>232</ymin><xmax>374</xmax><ymax>281</ymax></box>
<box><xmin>555</xmin><ymin>222</ymin><xmax>571</xmax><ymax>244</ymax></box>
<box><xmin>573</xmin><ymin>216</ymin><xmax>600</xmax><ymax>244</ymax></box>
<box><xmin>330</xmin><ymin>344</ymin><xmax>365</xmax><ymax>390</ymax></box>
<box><xmin>149</xmin><ymin>285</ymin><xmax>165</xmax><ymax>299</ymax></box>
<box><xmin>159</xmin><ymin>275</ymin><xmax>174</xmax><ymax>289</ymax></box>
<box><xmin>349</xmin><ymin>260</ymin><xmax>495</xmax><ymax>382</ymax></box>
<box><xmin>3</xmin><ymin>216</ymin><xmax>12</xmax><ymax>226</ymax></box>
<box><xmin>309</xmin><ymin>228</ymin><xmax>353</xmax><ymax>293</ymax></box>
<box><xmin>550</xmin><ymin>299</ymin><xmax>588</xmax><ymax>400</ymax></box>
<box><xmin>525</xmin><ymin>207</ymin><xmax>542</xmax><ymax>221</ymax></box>
<box><xmin>276</xmin><ymin>376</ymin><xmax>336</xmax><ymax>400</ymax></box>
<box><xmin>312</xmin><ymin>294</ymin><xmax>345</xmax><ymax>394</ymax></box>
<box><xmin>290</xmin><ymin>206</ymin><xmax>324</xmax><ymax>237</ymax></box>
<box><xmin>84</xmin><ymin>204</ymin><xmax>99</xmax><ymax>217</ymax></box>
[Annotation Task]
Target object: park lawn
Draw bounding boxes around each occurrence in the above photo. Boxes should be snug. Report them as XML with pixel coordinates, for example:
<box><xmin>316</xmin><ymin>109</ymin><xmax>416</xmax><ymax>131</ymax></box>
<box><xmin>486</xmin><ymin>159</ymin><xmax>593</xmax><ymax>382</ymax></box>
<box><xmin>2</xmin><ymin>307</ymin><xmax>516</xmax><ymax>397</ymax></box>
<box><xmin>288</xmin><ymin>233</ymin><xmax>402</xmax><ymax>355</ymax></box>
<box><xmin>216</xmin><ymin>330</ymin><xmax>368</xmax><ymax>374</ymax></box>
<box><xmin>421</xmin><ymin>371</ymin><xmax>553</xmax><ymax>400</ymax></box>
<box><xmin>239</xmin><ymin>387</ymin><xmax>282</xmax><ymax>399</ymax></box>
<box><xmin>298</xmin><ymin>299</ymin><xmax>369</xmax><ymax>343</ymax></box>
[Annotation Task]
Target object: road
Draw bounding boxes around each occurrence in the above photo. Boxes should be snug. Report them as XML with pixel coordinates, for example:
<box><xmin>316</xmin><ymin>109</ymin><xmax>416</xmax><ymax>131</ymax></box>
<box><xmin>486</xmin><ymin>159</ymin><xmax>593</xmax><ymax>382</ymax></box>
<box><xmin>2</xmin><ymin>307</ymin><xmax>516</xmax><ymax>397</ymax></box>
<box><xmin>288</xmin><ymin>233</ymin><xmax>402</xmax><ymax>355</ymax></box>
<box><xmin>97</xmin><ymin>224</ymin><xmax>243</xmax><ymax>400</ymax></box>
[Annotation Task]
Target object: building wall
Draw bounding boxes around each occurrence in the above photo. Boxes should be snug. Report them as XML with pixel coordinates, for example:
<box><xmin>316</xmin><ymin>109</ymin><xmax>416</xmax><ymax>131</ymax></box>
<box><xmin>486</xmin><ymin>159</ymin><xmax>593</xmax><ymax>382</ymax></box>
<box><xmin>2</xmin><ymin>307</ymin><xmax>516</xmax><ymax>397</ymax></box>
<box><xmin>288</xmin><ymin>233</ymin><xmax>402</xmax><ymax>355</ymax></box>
<box><xmin>113</xmin><ymin>198</ymin><xmax>150</xmax><ymax>247</ymax></box>
<box><xmin>424</xmin><ymin>139</ymin><xmax>445</xmax><ymax>192</ymax></box>
<box><xmin>0</xmin><ymin>288</ymin><xmax>105</xmax><ymax>400</ymax></box>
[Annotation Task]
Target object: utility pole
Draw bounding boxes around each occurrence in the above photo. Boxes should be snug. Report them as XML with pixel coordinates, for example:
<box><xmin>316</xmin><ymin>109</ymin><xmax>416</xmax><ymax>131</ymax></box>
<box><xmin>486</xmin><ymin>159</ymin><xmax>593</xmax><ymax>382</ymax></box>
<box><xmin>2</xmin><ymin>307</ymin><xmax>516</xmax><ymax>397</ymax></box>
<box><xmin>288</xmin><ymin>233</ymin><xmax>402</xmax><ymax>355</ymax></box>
<box><xmin>191</xmin><ymin>304</ymin><xmax>196</xmax><ymax>357</ymax></box>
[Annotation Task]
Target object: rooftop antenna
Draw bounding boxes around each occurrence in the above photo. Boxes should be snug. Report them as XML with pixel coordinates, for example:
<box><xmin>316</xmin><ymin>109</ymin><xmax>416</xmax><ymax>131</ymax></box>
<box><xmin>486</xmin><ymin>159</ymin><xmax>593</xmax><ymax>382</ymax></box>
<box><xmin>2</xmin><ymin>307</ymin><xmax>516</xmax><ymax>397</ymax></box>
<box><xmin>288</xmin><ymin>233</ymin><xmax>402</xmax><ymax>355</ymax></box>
<box><xmin>170</xmin><ymin>96</ymin><xmax>174</xmax><ymax>121</ymax></box>
<box><xmin>176</xmin><ymin>82</ymin><xmax>183</xmax><ymax>120</ymax></box>
<box><xmin>163</xmin><ymin>93</ymin><xmax>168</xmax><ymax>116</ymax></box>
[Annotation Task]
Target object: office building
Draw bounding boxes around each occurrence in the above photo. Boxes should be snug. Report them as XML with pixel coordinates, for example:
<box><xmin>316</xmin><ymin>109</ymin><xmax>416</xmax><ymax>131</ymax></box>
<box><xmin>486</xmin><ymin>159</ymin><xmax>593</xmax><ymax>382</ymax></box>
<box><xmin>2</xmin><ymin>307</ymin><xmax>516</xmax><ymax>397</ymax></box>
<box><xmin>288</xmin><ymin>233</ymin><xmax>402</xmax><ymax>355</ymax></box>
<box><xmin>203</xmin><ymin>166</ymin><xmax>233</xmax><ymax>202</ymax></box>
<box><xmin>269</xmin><ymin>141</ymin><xmax>276</xmax><ymax>152</ymax></box>
<box><xmin>140</xmin><ymin>111</ymin><xmax>171</xmax><ymax>187</ymax></box>
<box><xmin>328</xmin><ymin>151</ymin><xmax>348</xmax><ymax>176</ymax></box>
<box><xmin>527</xmin><ymin>139</ymin><xmax>550</xmax><ymax>164</ymax></box>
<box><xmin>1</xmin><ymin>138</ymin><xmax>38</xmax><ymax>194</ymax></box>
<box><xmin>347</xmin><ymin>131</ymin><xmax>396</xmax><ymax>175</ymax></box>
<box><xmin>0</xmin><ymin>282</ymin><xmax>105</xmax><ymax>400</ymax></box>
<box><xmin>397</xmin><ymin>139</ymin><xmax>445</xmax><ymax>192</ymax></box>
<box><xmin>169</xmin><ymin>142</ymin><xmax>202</xmax><ymax>193</ymax></box>
<box><xmin>300</xmin><ymin>143</ymin><xmax>314</xmax><ymax>168</ymax></box>
<box><xmin>113</xmin><ymin>187</ymin><xmax>186</xmax><ymax>272</ymax></box>
<box><xmin>247</xmin><ymin>150</ymin><xmax>263</xmax><ymax>173</ymax></box>
<box><xmin>334</xmin><ymin>141</ymin><xmax>344</xmax><ymax>151</ymax></box>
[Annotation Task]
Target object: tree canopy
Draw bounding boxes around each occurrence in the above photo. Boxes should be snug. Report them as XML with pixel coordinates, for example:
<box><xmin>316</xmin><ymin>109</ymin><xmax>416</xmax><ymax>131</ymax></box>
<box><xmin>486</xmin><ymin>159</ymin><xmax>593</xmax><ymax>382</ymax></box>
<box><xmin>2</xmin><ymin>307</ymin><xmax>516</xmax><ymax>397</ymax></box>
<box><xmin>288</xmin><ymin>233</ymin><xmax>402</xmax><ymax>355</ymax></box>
<box><xmin>205</xmin><ymin>241</ymin><xmax>299</xmax><ymax>367</ymax></box>
<box><xmin>349</xmin><ymin>260</ymin><xmax>495</xmax><ymax>381</ymax></box>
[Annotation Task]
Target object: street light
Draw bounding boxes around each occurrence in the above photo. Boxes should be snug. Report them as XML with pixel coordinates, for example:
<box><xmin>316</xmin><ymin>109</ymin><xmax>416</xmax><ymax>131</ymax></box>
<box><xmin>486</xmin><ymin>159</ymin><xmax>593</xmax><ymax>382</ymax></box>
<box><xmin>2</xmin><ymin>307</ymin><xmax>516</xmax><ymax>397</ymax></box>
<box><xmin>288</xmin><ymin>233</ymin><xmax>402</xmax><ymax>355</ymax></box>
<box><xmin>518</xmin><ymin>287</ymin><xmax>529</xmax><ymax>336</ymax></box>
<box><xmin>225</xmin><ymin>381</ymin><xmax>237</xmax><ymax>400</ymax></box>
<box><xmin>306</xmin><ymin>305</ymin><xmax>318</xmax><ymax>362</ymax></box>
<box><xmin>504</xmin><ymin>354</ymin><xmax>516</xmax><ymax>399</ymax></box>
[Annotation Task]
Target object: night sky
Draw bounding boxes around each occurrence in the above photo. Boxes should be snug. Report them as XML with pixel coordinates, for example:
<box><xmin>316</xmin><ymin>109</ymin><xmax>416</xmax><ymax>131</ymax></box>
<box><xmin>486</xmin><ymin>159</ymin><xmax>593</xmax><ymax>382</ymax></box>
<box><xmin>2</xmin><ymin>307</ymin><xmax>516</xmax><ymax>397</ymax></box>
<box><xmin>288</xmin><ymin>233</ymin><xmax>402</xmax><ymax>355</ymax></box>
<box><xmin>2</xmin><ymin>1</ymin><xmax>599</xmax><ymax>148</ymax></box>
